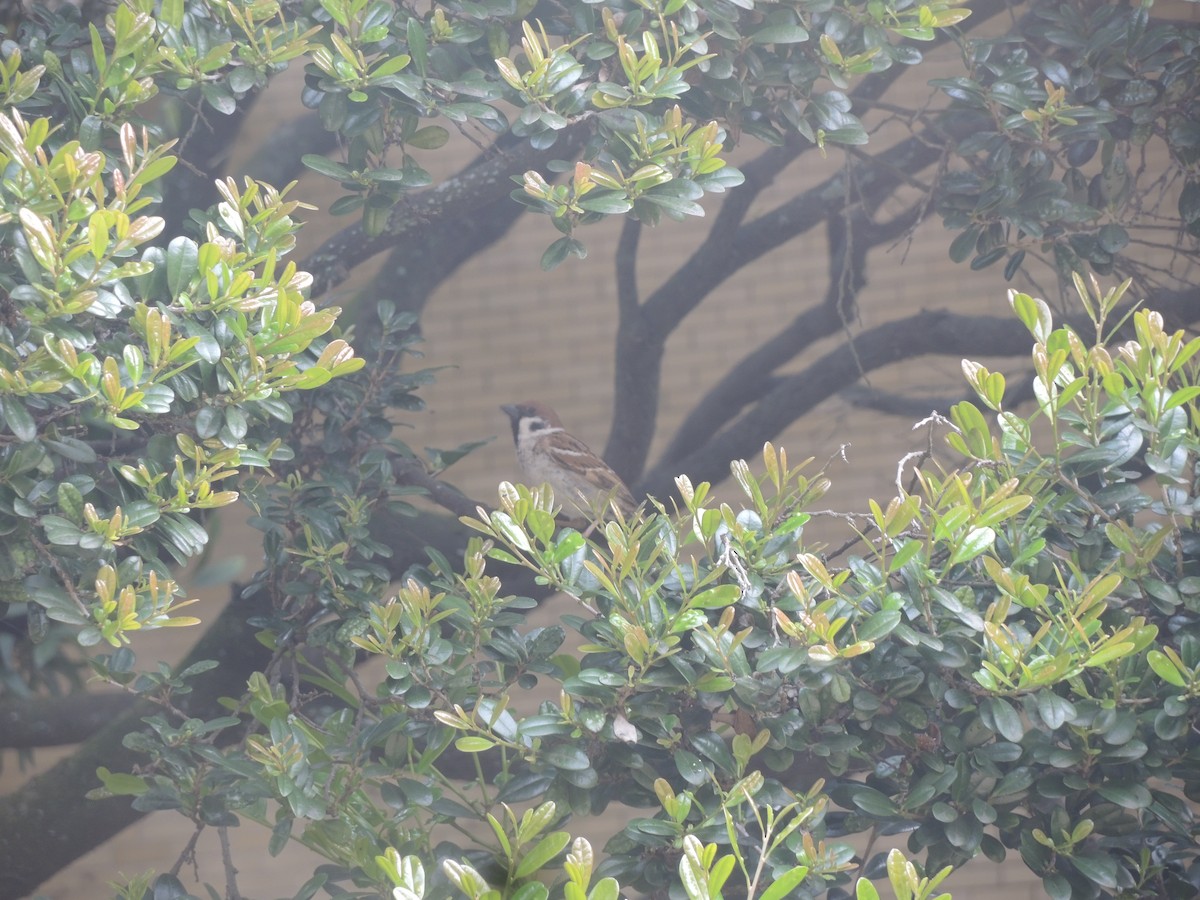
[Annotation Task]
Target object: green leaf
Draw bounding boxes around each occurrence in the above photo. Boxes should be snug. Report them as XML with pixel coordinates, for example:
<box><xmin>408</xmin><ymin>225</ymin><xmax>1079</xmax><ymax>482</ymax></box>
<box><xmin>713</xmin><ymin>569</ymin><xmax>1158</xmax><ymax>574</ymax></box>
<box><xmin>1096</xmin><ymin>782</ymin><xmax>1151</xmax><ymax>809</ymax></box>
<box><xmin>689</xmin><ymin>732</ymin><xmax>736</xmax><ymax>774</ymax></box>
<box><xmin>1069</xmin><ymin>852</ymin><xmax>1119</xmax><ymax>889</ymax></box>
<box><xmin>408</xmin><ymin>126</ymin><xmax>449</xmax><ymax>149</ymax></box>
<box><xmin>268</xmin><ymin>817</ymin><xmax>292</xmax><ymax>857</ymax></box>
<box><xmin>455</xmin><ymin>736</ymin><xmax>496</xmax><ymax>752</ymax></box>
<box><xmin>849</xmin><ymin>786</ymin><xmax>899</xmax><ymax>816</ymax></box>
<box><xmin>406</xmin><ymin>18</ymin><xmax>427</xmax><ymax>76</ymax></box>
<box><xmin>760</xmin><ymin>865</ymin><xmax>809</xmax><ymax>900</ymax></box>
<box><xmin>674</xmin><ymin>749</ymin><xmax>707</xmax><ymax>785</ymax></box>
<box><xmin>857</xmin><ymin>609</ymin><xmax>901</xmax><ymax>643</ymax></box>
<box><xmin>988</xmin><ymin>697</ymin><xmax>1024</xmax><ymax>741</ymax></box>
<box><xmin>41</xmin><ymin>515</ymin><xmax>84</xmax><ymax>546</ymax></box>
<box><xmin>149</xmin><ymin>874</ymin><xmax>189</xmax><ymax>900</ymax></box>
<box><xmin>949</xmin><ymin>526</ymin><xmax>995</xmax><ymax>565</ymax></box>
<box><xmin>1003</xmin><ymin>249</ymin><xmax>1027</xmax><ymax>280</ymax></box>
<box><xmin>641</xmin><ymin>191</ymin><xmax>704</xmax><ymax>218</ymax></box>
<box><xmin>577</xmin><ymin>192</ymin><xmax>633</xmax><ymax>214</ymax></box>
<box><xmin>302</xmin><ymin>154</ymin><xmax>354</xmax><ymax>180</ymax></box>
<box><xmin>0</xmin><ymin>396</ymin><xmax>36</xmax><ymax>442</ymax></box>
<box><xmin>689</xmin><ymin>584</ymin><xmax>740</xmax><ymax>609</ymax></box>
<box><xmin>1096</xmin><ymin>223</ymin><xmax>1128</xmax><ymax>253</ymax></box>
<box><xmin>166</xmin><ymin>236</ymin><xmax>198</xmax><ymax>296</ymax></box>
<box><xmin>44</xmin><ymin>437</ymin><xmax>97</xmax><ymax>463</ymax></box>
<box><xmin>949</xmin><ymin>226</ymin><xmax>981</xmax><ymax>263</ymax></box>
<box><xmin>515</xmin><ymin>831</ymin><xmax>571</xmax><ymax>878</ymax></box>
<box><xmin>96</xmin><ymin>766</ymin><xmax>149</xmax><ymax>795</ymax></box>
<box><xmin>370</xmin><ymin>54</ymin><xmax>411</xmax><ymax>79</ymax></box>
<box><xmin>319</xmin><ymin>0</ymin><xmax>349</xmax><ymax>28</ymax></box>
<box><xmin>491</xmin><ymin>511</ymin><xmax>531</xmax><ymax>551</ymax></box>
<box><xmin>752</xmin><ymin>24</ymin><xmax>809</xmax><ymax>43</ymax></box>
<box><xmin>543</xmin><ymin>744</ymin><xmax>590</xmax><ymax>771</ymax></box>
<box><xmin>201</xmin><ymin>83</ymin><xmax>236</xmax><ymax>115</ymax></box>
<box><xmin>1146</xmin><ymin>649</ymin><xmax>1186</xmax><ymax>687</ymax></box>
<box><xmin>678</xmin><ymin>839</ymin><xmax>708</xmax><ymax>900</ymax></box>
<box><xmin>540</xmin><ymin>236</ymin><xmax>587</xmax><ymax>270</ymax></box>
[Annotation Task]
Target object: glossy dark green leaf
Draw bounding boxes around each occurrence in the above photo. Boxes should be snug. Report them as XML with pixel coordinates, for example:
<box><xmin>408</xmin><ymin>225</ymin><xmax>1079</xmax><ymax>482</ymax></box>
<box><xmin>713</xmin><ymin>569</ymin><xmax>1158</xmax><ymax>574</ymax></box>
<box><xmin>150</xmin><ymin>873</ymin><xmax>189</xmax><ymax>900</ymax></box>
<box><xmin>689</xmin><ymin>732</ymin><xmax>737</xmax><ymax>774</ymax></box>
<box><xmin>543</xmin><ymin>743</ymin><xmax>590</xmax><ymax>771</ymax></box>
<box><xmin>674</xmin><ymin>749</ymin><xmax>707</xmax><ymax>785</ymax></box>
<box><xmin>1070</xmin><ymin>852</ymin><xmax>1119</xmax><ymax>889</ymax></box>
<box><xmin>849</xmin><ymin>786</ymin><xmax>899</xmax><ymax>817</ymax></box>
<box><xmin>540</xmin><ymin>236</ymin><xmax>587</xmax><ymax>270</ymax></box>
<box><xmin>1096</xmin><ymin>782</ymin><xmax>1151</xmax><ymax>809</ymax></box>
<box><xmin>406</xmin><ymin>17</ymin><xmax>427</xmax><ymax>76</ymax></box>
<box><xmin>752</xmin><ymin>24</ymin><xmax>809</xmax><ymax>43</ymax></box>
<box><xmin>0</xmin><ymin>396</ymin><xmax>36</xmax><ymax>442</ymax></box>
<box><xmin>948</xmin><ymin>226</ymin><xmax>980</xmax><ymax>263</ymax></box>
<box><xmin>989</xmin><ymin>697</ymin><xmax>1024</xmax><ymax>741</ymax></box>
<box><xmin>302</xmin><ymin>154</ymin><xmax>354</xmax><ymax>180</ymax></box>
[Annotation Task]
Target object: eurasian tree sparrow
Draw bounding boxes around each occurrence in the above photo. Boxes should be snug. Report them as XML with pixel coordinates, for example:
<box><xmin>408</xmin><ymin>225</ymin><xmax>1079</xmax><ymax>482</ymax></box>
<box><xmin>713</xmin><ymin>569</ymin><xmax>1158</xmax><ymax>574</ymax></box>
<box><xmin>501</xmin><ymin>401</ymin><xmax>637</xmax><ymax>521</ymax></box>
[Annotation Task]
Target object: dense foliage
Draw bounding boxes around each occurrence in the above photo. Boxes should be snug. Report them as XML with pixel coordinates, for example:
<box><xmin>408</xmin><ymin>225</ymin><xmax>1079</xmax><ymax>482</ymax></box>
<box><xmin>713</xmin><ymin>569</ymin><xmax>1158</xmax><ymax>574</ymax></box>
<box><xmin>95</xmin><ymin>280</ymin><xmax>1200</xmax><ymax>900</ymax></box>
<box><xmin>1</xmin><ymin>0</ymin><xmax>1198</xmax><ymax>897</ymax></box>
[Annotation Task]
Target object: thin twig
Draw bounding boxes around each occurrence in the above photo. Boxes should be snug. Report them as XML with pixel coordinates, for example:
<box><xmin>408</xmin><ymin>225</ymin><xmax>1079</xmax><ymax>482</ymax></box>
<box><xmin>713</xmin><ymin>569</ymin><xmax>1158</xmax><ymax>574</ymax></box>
<box><xmin>896</xmin><ymin>411</ymin><xmax>956</xmax><ymax>496</ymax></box>
<box><xmin>168</xmin><ymin>824</ymin><xmax>204</xmax><ymax>878</ymax></box>
<box><xmin>218</xmin><ymin>825</ymin><xmax>242</xmax><ymax>900</ymax></box>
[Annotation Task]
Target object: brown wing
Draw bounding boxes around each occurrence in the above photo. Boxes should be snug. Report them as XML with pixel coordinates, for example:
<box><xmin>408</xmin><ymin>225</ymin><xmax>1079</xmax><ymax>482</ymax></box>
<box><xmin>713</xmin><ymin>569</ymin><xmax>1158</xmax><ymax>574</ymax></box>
<box><xmin>545</xmin><ymin>431</ymin><xmax>638</xmax><ymax>516</ymax></box>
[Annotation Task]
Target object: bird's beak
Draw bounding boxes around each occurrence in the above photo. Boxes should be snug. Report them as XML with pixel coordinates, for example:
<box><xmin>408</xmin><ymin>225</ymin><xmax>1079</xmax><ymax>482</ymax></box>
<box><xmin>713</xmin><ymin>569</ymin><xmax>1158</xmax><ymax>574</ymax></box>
<box><xmin>500</xmin><ymin>404</ymin><xmax>518</xmax><ymax>420</ymax></box>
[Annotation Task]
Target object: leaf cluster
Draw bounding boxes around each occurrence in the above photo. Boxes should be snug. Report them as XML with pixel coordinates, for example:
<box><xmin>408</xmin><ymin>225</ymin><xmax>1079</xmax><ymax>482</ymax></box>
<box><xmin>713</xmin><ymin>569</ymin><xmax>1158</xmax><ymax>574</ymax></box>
<box><xmin>97</xmin><ymin>279</ymin><xmax>1200</xmax><ymax>899</ymax></box>
<box><xmin>934</xmin><ymin>3</ymin><xmax>1200</xmax><ymax>280</ymax></box>
<box><xmin>287</xmin><ymin>0</ymin><xmax>975</xmax><ymax>254</ymax></box>
<box><xmin>0</xmin><ymin>17</ymin><xmax>362</xmax><ymax>667</ymax></box>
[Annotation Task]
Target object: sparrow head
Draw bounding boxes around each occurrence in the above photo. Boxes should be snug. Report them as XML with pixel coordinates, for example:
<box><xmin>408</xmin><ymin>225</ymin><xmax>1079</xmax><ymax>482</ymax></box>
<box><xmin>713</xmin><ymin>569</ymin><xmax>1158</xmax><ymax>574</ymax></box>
<box><xmin>501</xmin><ymin>401</ymin><xmax>564</xmax><ymax>443</ymax></box>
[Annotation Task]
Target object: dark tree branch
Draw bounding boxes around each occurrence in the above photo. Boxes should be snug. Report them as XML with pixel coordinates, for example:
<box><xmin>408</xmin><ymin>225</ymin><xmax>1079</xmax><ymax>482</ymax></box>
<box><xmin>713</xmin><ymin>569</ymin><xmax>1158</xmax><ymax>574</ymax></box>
<box><xmin>394</xmin><ymin>459</ymin><xmax>484</xmax><ymax>520</ymax></box>
<box><xmin>848</xmin><ymin>385</ymin><xmax>981</xmax><ymax>419</ymax></box>
<box><xmin>632</xmin><ymin>108</ymin><xmax>987</xmax><ymax>349</ymax></box>
<box><xmin>640</xmin><ymin>286</ymin><xmax>1200</xmax><ymax>497</ymax></box>
<box><xmin>239</xmin><ymin>111</ymin><xmax>338</xmax><ymax>187</ymax></box>
<box><xmin>349</xmin><ymin>137</ymin><xmax>534</xmax><ymax>330</ymax></box>
<box><xmin>615</xmin><ymin>216</ymin><xmax>642</xmax><ymax>320</ymax></box>
<box><xmin>634</xmin><ymin>0</ymin><xmax>1012</xmax><ymax>344</ymax></box>
<box><xmin>657</xmin><ymin>210</ymin><xmax>866</xmax><ymax>468</ymax></box>
<box><xmin>641</xmin><ymin>309</ymin><xmax>1033</xmax><ymax>496</ymax></box>
<box><xmin>304</xmin><ymin>124</ymin><xmax>592</xmax><ymax>299</ymax></box>
<box><xmin>604</xmin><ymin>140</ymin><xmax>805</xmax><ymax>483</ymax></box>
<box><xmin>659</xmin><ymin>200</ymin><xmax>925</xmax><ymax>466</ymax></box>
<box><xmin>844</xmin><ymin>366</ymin><xmax>1040</xmax><ymax>418</ymax></box>
<box><xmin>604</xmin><ymin>33</ymin><xmax>999</xmax><ymax>487</ymax></box>
<box><xmin>604</xmin><ymin>218</ymin><xmax>652</xmax><ymax>483</ymax></box>
<box><xmin>0</xmin><ymin>692</ymin><xmax>136</xmax><ymax>748</ymax></box>
<box><xmin>160</xmin><ymin>100</ymin><xmax>251</xmax><ymax>240</ymax></box>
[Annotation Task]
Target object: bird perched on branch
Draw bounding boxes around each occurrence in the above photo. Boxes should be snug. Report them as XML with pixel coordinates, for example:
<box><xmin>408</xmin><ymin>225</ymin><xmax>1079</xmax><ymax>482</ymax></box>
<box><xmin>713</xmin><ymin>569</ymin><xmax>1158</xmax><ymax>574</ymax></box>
<box><xmin>501</xmin><ymin>401</ymin><xmax>637</xmax><ymax>523</ymax></box>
